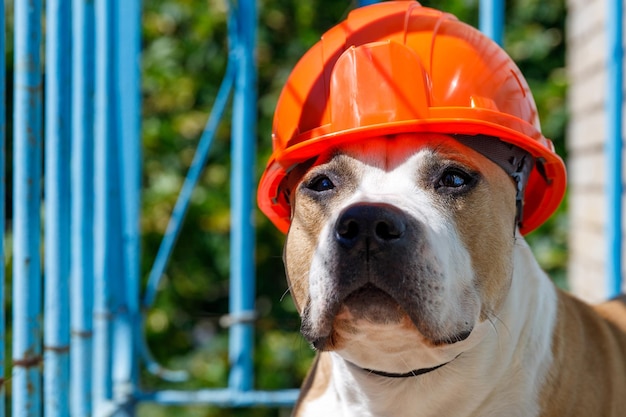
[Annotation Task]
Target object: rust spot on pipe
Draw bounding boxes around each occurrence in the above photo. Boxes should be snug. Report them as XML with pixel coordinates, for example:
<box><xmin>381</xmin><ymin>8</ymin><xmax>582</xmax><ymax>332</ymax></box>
<box><xmin>44</xmin><ymin>345</ymin><xmax>70</xmax><ymax>354</ymax></box>
<box><xmin>71</xmin><ymin>330</ymin><xmax>93</xmax><ymax>339</ymax></box>
<box><xmin>13</xmin><ymin>355</ymin><xmax>42</xmax><ymax>368</ymax></box>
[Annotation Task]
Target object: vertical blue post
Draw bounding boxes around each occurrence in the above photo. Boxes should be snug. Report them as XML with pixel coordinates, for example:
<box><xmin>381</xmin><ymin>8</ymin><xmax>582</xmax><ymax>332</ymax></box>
<box><xmin>479</xmin><ymin>0</ymin><xmax>505</xmax><ymax>46</ymax></box>
<box><xmin>44</xmin><ymin>0</ymin><xmax>72</xmax><ymax>416</ymax></box>
<box><xmin>228</xmin><ymin>0</ymin><xmax>257</xmax><ymax>392</ymax></box>
<box><xmin>71</xmin><ymin>1</ymin><xmax>96</xmax><ymax>415</ymax></box>
<box><xmin>12</xmin><ymin>1</ymin><xmax>43</xmax><ymax>416</ymax></box>
<box><xmin>607</xmin><ymin>0</ymin><xmax>623</xmax><ymax>298</ymax></box>
<box><xmin>112</xmin><ymin>0</ymin><xmax>141</xmax><ymax>413</ymax></box>
<box><xmin>0</xmin><ymin>0</ymin><xmax>5</xmax><ymax>412</ymax></box>
<box><xmin>94</xmin><ymin>0</ymin><xmax>119</xmax><ymax>413</ymax></box>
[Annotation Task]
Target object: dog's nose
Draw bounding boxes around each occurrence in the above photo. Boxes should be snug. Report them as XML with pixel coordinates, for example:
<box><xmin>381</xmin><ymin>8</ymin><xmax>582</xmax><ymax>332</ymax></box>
<box><xmin>335</xmin><ymin>203</ymin><xmax>407</xmax><ymax>250</ymax></box>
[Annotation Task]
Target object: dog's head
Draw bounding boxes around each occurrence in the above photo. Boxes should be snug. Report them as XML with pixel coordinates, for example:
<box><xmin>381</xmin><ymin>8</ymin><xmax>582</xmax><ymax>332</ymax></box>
<box><xmin>256</xmin><ymin>1</ymin><xmax>566</xmax><ymax>376</ymax></box>
<box><xmin>282</xmin><ymin>133</ymin><xmax>520</xmax><ymax>373</ymax></box>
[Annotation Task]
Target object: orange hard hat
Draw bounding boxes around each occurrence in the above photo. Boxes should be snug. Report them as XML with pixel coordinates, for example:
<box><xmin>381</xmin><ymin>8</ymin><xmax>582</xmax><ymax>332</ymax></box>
<box><xmin>258</xmin><ymin>1</ymin><xmax>566</xmax><ymax>235</ymax></box>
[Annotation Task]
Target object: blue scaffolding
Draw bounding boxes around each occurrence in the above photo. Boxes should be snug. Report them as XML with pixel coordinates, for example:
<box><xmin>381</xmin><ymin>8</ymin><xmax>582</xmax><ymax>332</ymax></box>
<box><xmin>1</xmin><ymin>0</ymin><xmax>621</xmax><ymax>416</ymax></box>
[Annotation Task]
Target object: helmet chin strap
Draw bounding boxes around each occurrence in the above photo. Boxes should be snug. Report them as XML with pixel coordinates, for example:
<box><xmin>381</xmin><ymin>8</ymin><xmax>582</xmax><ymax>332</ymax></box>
<box><xmin>453</xmin><ymin>134</ymin><xmax>537</xmax><ymax>230</ymax></box>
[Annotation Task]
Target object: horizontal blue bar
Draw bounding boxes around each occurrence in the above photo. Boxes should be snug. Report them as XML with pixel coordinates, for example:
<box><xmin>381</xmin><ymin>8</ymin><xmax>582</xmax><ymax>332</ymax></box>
<box><xmin>136</xmin><ymin>389</ymin><xmax>300</xmax><ymax>407</ymax></box>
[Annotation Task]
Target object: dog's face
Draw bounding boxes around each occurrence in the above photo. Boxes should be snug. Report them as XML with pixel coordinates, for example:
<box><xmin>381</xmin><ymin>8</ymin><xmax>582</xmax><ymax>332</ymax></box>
<box><xmin>283</xmin><ymin>133</ymin><xmax>518</xmax><ymax>373</ymax></box>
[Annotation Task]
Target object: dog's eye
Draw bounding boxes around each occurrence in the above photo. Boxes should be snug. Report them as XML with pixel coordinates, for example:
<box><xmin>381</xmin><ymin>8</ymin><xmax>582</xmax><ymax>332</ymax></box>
<box><xmin>440</xmin><ymin>171</ymin><xmax>467</xmax><ymax>188</ymax></box>
<box><xmin>436</xmin><ymin>168</ymin><xmax>475</xmax><ymax>191</ymax></box>
<box><xmin>306</xmin><ymin>175</ymin><xmax>335</xmax><ymax>192</ymax></box>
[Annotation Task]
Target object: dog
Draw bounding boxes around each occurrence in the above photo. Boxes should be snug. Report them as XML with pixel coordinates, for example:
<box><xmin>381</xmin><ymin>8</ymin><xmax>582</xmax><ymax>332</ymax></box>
<box><xmin>280</xmin><ymin>133</ymin><xmax>626</xmax><ymax>416</ymax></box>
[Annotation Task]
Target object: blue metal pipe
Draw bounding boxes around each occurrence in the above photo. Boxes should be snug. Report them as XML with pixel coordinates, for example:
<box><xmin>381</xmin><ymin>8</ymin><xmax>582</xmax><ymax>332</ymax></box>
<box><xmin>13</xmin><ymin>1</ymin><xmax>43</xmax><ymax>416</ymax></box>
<box><xmin>0</xmin><ymin>0</ymin><xmax>5</xmax><ymax>412</ymax></box>
<box><xmin>44</xmin><ymin>0</ymin><xmax>72</xmax><ymax>415</ymax></box>
<box><xmin>607</xmin><ymin>0</ymin><xmax>624</xmax><ymax>298</ymax></box>
<box><xmin>228</xmin><ymin>0</ymin><xmax>257</xmax><ymax>392</ymax></box>
<box><xmin>479</xmin><ymin>0</ymin><xmax>505</xmax><ymax>46</ymax></box>
<box><xmin>70</xmin><ymin>0</ymin><xmax>96</xmax><ymax>415</ymax></box>
<box><xmin>112</xmin><ymin>0</ymin><xmax>141</xmax><ymax>414</ymax></box>
<box><xmin>93</xmin><ymin>0</ymin><xmax>118</xmax><ymax>412</ymax></box>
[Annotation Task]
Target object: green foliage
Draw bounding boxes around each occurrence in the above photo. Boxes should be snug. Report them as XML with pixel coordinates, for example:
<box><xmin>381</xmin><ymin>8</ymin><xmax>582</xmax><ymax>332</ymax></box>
<box><xmin>140</xmin><ymin>1</ymin><xmax>567</xmax><ymax>415</ymax></box>
<box><xmin>502</xmin><ymin>0</ymin><xmax>569</xmax><ymax>289</ymax></box>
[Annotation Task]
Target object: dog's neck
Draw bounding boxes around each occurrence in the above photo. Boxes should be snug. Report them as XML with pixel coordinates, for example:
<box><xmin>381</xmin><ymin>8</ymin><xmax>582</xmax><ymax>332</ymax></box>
<box><xmin>297</xmin><ymin>236</ymin><xmax>558</xmax><ymax>417</ymax></box>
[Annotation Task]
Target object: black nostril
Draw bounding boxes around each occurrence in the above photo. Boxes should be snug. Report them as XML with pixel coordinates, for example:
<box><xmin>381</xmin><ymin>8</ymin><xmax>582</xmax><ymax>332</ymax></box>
<box><xmin>335</xmin><ymin>203</ymin><xmax>407</xmax><ymax>249</ymax></box>
<box><xmin>375</xmin><ymin>220</ymin><xmax>403</xmax><ymax>241</ymax></box>
<box><xmin>337</xmin><ymin>218</ymin><xmax>359</xmax><ymax>240</ymax></box>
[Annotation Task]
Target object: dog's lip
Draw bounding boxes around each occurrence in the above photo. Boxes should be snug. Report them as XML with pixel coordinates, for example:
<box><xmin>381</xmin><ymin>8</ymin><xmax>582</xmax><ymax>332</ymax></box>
<box><xmin>334</xmin><ymin>284</ymin><xmax>407</xmax><ymax>320</ymax></box>
<box><xmin>431</xmin><ymin>329</ymin><xmax>473</xmax><ymax>346</ymax></box>
<box><xmin>303</xmin><ymin>283</ymin><xmax>475</xmax><ymax>350</ymax></box>
<box><xmin>342</xmin><ymin>283</ymin><xmax>398</xmax><ymax>305</ymax></box>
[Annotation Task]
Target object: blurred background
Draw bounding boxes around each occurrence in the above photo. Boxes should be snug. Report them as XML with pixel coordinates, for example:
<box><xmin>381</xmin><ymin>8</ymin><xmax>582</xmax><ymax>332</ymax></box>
<box><xmin>134</xmin><ymin>0</ymin><xmax>567</xmax><ymax>415</ymax></box>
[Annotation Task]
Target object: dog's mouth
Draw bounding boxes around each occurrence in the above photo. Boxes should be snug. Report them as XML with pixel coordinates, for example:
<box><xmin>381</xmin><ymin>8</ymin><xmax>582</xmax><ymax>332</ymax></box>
<box><xmin>338</xmin><ymin>283</ymin><xmax>406</xmax><ymax>323</ymax></box>
<box><xmin>301</xmin><ymin>283</ymin><xmax>402</xmax><ymax>350</ymax></box>
<box><xmin>302</xmin><ymin>283</ymin><xmax>473</xmax><ymax>351</ymax></box>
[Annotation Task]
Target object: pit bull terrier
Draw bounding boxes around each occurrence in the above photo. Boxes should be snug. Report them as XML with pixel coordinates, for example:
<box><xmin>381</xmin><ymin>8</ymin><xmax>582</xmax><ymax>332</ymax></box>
<box><xmin>281</xmin><ymin>133</ymin><xmax>626</xmax><ymax>417</ymax></box>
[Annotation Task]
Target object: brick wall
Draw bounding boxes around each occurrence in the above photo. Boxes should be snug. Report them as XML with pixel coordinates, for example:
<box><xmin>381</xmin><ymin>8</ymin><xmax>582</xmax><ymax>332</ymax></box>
<box><xmin>565</xmin><ymin>0</ymin><xmax>617</xmax><ymax>302</ymax></box>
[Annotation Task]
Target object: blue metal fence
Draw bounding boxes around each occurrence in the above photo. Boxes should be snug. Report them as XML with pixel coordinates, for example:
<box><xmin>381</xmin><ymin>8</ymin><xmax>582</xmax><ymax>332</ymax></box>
<box><xmin>2</xmin><ymin>0</ymin><xmax>620</xmax><ymax>416</ymax></box>
<box><xmin>4</xmin><ymin>0</ymin><xmax>300</xmax><ymax>415</ymax></box>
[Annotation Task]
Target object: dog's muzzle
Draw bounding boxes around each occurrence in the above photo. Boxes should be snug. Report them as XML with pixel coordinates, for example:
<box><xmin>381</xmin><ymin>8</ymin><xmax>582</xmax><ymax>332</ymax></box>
<box><xmin>301</xmin><ymin>201</ymin><xmax>474</xmax><ymax>350</ymax></box>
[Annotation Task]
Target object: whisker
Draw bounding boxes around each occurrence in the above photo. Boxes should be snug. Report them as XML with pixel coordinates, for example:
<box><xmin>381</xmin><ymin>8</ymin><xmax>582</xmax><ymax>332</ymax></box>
<box><xmin>280</xmin><ymin>287</ymin><xmax>292</xmax><ymax>302</ymax></box>
<box><xmin>490</xmin><ymin>313</ymin><xmax>511</xmax><ymax>338</ymax></box>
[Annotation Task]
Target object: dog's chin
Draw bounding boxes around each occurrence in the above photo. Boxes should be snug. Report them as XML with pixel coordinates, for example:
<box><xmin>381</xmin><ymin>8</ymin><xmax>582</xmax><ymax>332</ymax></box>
<box><xmin>302</xmin><ymin>284</ymin><xmax>405</xmax><ymax>351</ymax></box>
<box><xmin>302</xmin><ymin>284</ymin><xmax>474</xmax><ymax>351</ymax></box>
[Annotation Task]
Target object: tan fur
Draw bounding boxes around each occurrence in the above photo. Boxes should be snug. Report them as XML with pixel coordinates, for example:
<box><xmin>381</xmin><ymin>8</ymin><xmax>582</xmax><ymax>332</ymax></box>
<box><xmin>284</xmin><ymin>154</ymin><xmax>360</xmax><ymax>315</ymax></box>
<box><xmin>595</xmin><ymin>294</ymin><xmax>626</xmax><ymax>331</ymax></box>
<box><xmin>446</xmin><ymin>145</ymin><xmax>517</xmax><ymax>321</ymax></box>
<box><xmin>538</xmin><ymin>292</ymin><xmax>626</xmax><ymax>416</ymax></box>
<box><xmin>293</xmin><ymin>353</ymin><xmax>333</xmax><ymax>416</ymax></box>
